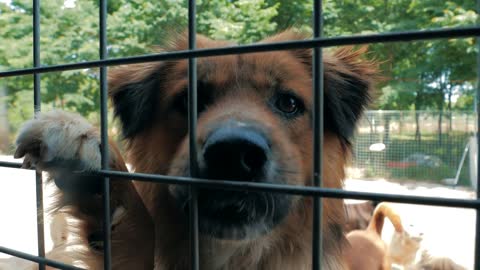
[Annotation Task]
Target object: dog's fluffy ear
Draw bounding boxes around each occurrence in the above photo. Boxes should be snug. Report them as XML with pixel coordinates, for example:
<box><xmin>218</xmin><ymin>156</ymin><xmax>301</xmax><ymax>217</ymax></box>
<box><xmin>108</xmin><ymin>34</ymin><xmax>228</xmax><ymax>138</ymax></box>
<box><xmin>263</xmin><ymin>30</ymin><xmax>378</xmax><ymax>142</ymax></box>
<box><xmin>260</xmin><ymin>30</ymin><xmax>312</xmax><ymax>68</ymax></box>
<box><xmin>323</xmin><ymin>46</ymin><xmax>378</xmax><ymax>141</ymax></box>
<box><xmin>108</xmin><ymin>62</ymin><xmax>166</xmax><ymax>138</ymax></box>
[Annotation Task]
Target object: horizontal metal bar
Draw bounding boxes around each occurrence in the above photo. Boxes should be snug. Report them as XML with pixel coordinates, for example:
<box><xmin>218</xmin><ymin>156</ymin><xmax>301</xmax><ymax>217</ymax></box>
<box><xmin>0</xmin><ymin>26</ymin><xmax>479</xmax><ymax>78</ymax></box>
<box><xmin>0</xmin><ymin>246</ymin><xmax>85</xmax><ymax>270</ymax></box>
<box><xmin>2</xmin><ymin>161</ymin><xmax>479</xmax><ymax>209</ymax></box>
<box><xmin>0</xmin><ymin>161</ymin><xmax>26</xmax><ymax>168</ymax></box>
<box><xmin>88</xmin><ymin>170</ymin><xmax>480</xmax><ymax>208</ymax></box>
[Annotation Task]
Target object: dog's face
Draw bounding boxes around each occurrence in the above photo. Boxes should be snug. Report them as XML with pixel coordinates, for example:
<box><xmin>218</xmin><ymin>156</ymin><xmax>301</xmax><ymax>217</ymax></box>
<box><xmin>108</xmin><ymin>31</ymin><xmax>376</xmax><ymax>240</ymax></box>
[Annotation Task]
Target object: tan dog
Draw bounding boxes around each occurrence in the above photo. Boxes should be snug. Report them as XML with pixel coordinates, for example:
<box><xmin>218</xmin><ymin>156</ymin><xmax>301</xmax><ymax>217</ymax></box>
<box><xmin>344</xmin><ymin>202</ymin><xmax>403</xmax><ymax>270</ymax></box>
<box><xmin>14</xmin><ymin>31</ymin><xmax>377</xmax><ymax>269</ymax></box>
<box><xmin>388</xmin><ymin>225</ymin><xmax>423</xmax><ymax>268</ymax></box>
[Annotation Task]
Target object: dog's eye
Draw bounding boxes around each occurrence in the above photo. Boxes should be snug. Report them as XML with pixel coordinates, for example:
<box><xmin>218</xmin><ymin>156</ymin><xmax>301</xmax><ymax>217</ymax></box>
<box><xmin>274</xmin><ymin>93</ymin><xmax>304</xmax><ymax>116</ymax></box>
<box><xmin>173</xmin><ymin>87</ymin><xmax>210</xmax><ymax>115</ymax></box>
<box><xmin>172</xmin><ymin>92</ymin><xmax>189</xmax><ymax>114</ymax></box>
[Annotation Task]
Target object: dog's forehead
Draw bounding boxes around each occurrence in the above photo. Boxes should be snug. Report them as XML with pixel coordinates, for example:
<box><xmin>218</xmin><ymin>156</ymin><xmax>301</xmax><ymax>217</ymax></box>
<box><xmin>192</xmin><ymin>52</ymin><xmax>312</xmax><ymax>100</ymax></box>
<box><xmin>170</xmin><ymin>35</ymin><xmax>312</xmax><ymax>98</ymax></box>
<box><xmin>197</xmin><ymin>55</ymin><xmax>238</xmax><ymax>86</ymax></box>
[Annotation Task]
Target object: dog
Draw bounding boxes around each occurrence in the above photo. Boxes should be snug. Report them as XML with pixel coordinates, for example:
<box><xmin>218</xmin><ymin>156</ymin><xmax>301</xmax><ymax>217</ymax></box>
<box><xmin>388</xmin><ymin>224</ymin><xmax>423</xmax><ymax>268</ymax></box>
<box><xmin>407</xmin><ymin>251</ymin><xmax>467</xmax><ymax>270</ymax></box>
<box><xmin>344</xmin><ymin>202</ymin><xmax>405</xmax><ymax>270</ymax></box>
<box><xmin>344</xmin><ymin>200</ymin><xmax>378</xmax><ymax>233</ymax></box>
<box><xmin>13</xmin><ymin>30</ymin><xmax>377</xmax><ymax>269</ymax></box>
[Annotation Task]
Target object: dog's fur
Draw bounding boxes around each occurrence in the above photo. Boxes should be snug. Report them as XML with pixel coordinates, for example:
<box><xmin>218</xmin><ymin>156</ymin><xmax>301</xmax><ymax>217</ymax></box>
<box><xmin>388</xmin><ymin>226</ymin><xmax>423</xmax><ymax>268</ymax></box>
<box><xmin>407</xmin><ymin>251</ymin><xmax>466</xmax><ymax>270</ymax></box>
<box><xmin>344</xmin><ymin>201</ymin><xmax>378</xmax><ymax>233</ymax></box>
<box><xmin>344</xmin><ymin>202</ymin><xmax>404</xmax><ymax>270</ymax></box>
<box><xmin>13</xmin><ymin>31</ymin><xmax>377</xmax><ymax>270</ymax></box>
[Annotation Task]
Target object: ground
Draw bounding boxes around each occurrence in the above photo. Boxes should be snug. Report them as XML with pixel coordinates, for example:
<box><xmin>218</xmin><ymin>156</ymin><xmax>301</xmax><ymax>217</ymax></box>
<box><xmin>0</xmin><ymin>155</ymin><xmax>476</xmax><ymax>269</ymax></box>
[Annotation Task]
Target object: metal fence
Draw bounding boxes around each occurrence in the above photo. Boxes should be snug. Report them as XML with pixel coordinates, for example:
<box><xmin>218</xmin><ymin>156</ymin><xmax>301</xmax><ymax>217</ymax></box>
<box><xmin>0</xmin><ymin>1</ymin><xmax>479</xmax><ymax>270</ymax></box>
<box><xmin>350</xmin><ymin>110</ymin><xmax>476</xmax><ymax>186</ymax></box>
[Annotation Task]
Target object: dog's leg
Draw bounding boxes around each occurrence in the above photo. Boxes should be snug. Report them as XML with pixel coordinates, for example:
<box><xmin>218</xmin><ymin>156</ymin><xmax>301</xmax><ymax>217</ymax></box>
<box><xmin>15</xmin><ymin>110</ymin><xmax>154</xmax><ymax>270</ymax></box>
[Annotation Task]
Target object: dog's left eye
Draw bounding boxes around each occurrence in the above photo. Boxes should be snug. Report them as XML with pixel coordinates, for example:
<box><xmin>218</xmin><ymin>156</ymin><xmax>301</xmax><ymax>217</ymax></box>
<box><xmin>173</xmin><ymin>87</ymin><xmax>210</xmax><ymax>115</ymax></box>
<box><xmin>274</xmin><ymin>93</ymin><xmax>304</xmax><ymax>117</ymax></box>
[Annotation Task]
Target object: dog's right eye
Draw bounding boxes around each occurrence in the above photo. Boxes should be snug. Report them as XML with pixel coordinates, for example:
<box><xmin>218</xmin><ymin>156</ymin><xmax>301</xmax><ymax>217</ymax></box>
<box><xmin>273</xmin><ymin>92</ymin><xmax>305</xmax><ymax>118</ymax></box>
<box><xmin>172</xmin><ymin>92</ymin><xmax>189</xmax><ymax>114</ymax></box>
<box><xmin>172</xmin><ymin>84</ymin><xmax>211</xmax><ymax>115</ymax></box>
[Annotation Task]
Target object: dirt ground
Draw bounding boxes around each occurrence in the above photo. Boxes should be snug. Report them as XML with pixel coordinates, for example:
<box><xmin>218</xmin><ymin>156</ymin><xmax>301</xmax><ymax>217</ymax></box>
<box><xmin>0</xmin><ymin>155</ymin><xmax>477</xmax><ymax>269</ymax></box>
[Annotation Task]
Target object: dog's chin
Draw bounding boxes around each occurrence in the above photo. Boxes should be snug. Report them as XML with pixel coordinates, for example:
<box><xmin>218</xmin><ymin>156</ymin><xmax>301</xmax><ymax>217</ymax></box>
<box><xmin>198</xmin><ymin>211</ymin><xmax>273</xmax><ymax>240</ymax></box>
<box><xmin>170</xmin><ymin>187</ymin><xmax>292</xmax><ymax>240</ymax></box>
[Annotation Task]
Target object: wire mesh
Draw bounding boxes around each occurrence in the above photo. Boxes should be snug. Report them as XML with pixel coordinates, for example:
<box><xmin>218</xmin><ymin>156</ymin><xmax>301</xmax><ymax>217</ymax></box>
<box><xmin>351</xmin><ymin>111</ymin><xmax>476</xmax><ymax>184</ymax></box>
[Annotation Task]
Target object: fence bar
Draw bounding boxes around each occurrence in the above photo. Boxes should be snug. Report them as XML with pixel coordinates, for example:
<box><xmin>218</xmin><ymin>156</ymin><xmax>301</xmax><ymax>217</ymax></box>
<box><xmin>99</xmin><ymin>0</ymin><xmax>111</xmax><ymax>269</ymax></box>
<box><xmin>33</xmin><ymin>1</ymin><xmax>45</xmax><ymax>269</ymax></box>
<box><xmin>475</xmin><ymin>1</ymin><xmax>480</xmax><ymax>269</ymax></box>
<box><xmin>33</xmin><ymin>0</ymin><xmax>40</xmax><ymax>112</ymax></box>
<box><xmin>2</xmin><ymin>160</ymin><xmax>480</xmax><ymax>208</ymax></box>
<box><xmin>0</xmin><ymin>246</ymin><xmax>85</xmax><ymax>270</ymax></box>
<box><xmin>187</xmin><ymin>0</ymin><xmax>200</xmax><ymax>269</ymax></box>
<box><xmin>312</xmin><ymin>0</ymin><xmax>324</xmax><ymax>269</ymax></box>
<box><xmin>1</xmin><ymin>27</ymin><xmax>479</xmax><ymax>78</ymax></box>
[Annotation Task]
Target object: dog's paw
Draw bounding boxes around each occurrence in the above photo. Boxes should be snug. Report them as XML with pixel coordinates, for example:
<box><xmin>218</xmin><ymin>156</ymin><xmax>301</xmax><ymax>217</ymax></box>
<box><xmin>15</xmin><ymin>110</ymin><xmax>101</xmax><ymax>171</ymax></box>
<box><xmin>15</xmin><ymin>110</ymin><xmax>102</xmax><ymax>193</ymax></box>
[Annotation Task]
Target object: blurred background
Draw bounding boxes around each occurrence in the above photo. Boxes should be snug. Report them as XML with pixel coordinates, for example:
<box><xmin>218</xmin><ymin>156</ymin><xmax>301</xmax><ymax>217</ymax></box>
<box><xmin>0</xmin><ymin>0</ymin><xmax>478</xmax><ymax>269</ymax></box>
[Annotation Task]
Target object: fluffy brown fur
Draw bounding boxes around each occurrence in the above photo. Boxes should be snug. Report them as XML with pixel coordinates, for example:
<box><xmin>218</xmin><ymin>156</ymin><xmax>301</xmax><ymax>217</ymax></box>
<box><xmin>13</xmin><ymin>30</ymin><xmax>378</xmax><ymax>270</ymax></box>
<box><xmin>344</xmin><ymin>202</ymin><xmax>403</xmax><ymax>270</ymax></box>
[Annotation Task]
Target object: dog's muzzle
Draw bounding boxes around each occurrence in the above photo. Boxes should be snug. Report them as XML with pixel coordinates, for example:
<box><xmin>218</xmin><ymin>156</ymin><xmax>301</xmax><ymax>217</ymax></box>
<box><xmin>170</xmin><ymin>121</ymin><xmax>292</xmax><ymax>239</ymax></box>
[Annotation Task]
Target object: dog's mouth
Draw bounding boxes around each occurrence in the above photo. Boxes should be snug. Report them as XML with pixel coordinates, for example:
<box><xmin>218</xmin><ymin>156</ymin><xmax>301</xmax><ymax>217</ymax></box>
<box><xmin>172</xmin><ymin>187</ymin><xmax>292</xmax><ymax>239</ymax></box>
<box><xmin>168</xmin><ymin>121</ymin><xmax>297</xmax><ymax>239</ymax></box>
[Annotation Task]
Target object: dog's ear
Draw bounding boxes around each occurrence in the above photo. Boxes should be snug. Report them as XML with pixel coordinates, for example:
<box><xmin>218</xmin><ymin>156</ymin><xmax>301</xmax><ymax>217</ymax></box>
<box><xmin>323</xmin><ymin>47</ymin><xmax>378</xmax><ymax>142</ymax></box>
<box><xmin>260</xmin><ymin>29</ymin><xmax>312</xmax><ymax>68</ymax></box>
<box><xmin>108</xmin><ymin>62</ymin><xmax>166</xmax><ymax>138</ymax></box>
<box><xmin>108</xmin><ymin>34</ymin><xmax>228</xmax><ymax>138</ymax></box>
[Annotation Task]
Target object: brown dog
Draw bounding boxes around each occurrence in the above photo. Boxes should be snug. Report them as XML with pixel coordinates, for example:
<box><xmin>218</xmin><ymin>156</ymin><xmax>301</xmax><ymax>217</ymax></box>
<box><xmin>344</xmin><ymin>202</ymin><xmax>404</xmax><ymax>270</ymax></box>
<box><xmin>344</xmin><ymin>200</ymin><xmax>378</xmax><ymax>233</ymax></box>
<box><xmin>14</xmin><ymin>31</ymin><xmax>377</xmax><ymax>269</ymax></box>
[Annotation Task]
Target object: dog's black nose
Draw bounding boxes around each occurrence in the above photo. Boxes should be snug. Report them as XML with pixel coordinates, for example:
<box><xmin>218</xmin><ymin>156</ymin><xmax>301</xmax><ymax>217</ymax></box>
<box><xmin>202</xmin><ymin>125</ymin><xmax>269</xmax><ymax>181</ymax></box>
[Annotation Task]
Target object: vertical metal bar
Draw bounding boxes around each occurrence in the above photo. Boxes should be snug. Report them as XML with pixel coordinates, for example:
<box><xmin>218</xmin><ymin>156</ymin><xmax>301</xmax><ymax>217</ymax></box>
<box><xmin>33</xmin><ymin>0</ymin><xmax>41</xmax><ymax>113</ymax></box>
<box><xmin>474</xmin><ymin>2</ymin><xmax>480</xmax><ymax>269</ymax></box>
<box><xmin>33</xmin><ymin>1</ymin><xmax>45</xmax><ymax>269</ymax></box>
<box><xmin>188</xmin><ymin>0</ymin><xmax>200</xmax><ymax>269</ymax></box>
<box><xmin>312</xmin><ymin>0</ymin><xmax>323</xmax><ymax>270</ymax></box>
<box><xmin>99</xmin><ymin>0</ymin><xmax>111</xmax><ymax>269</ymax></box>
